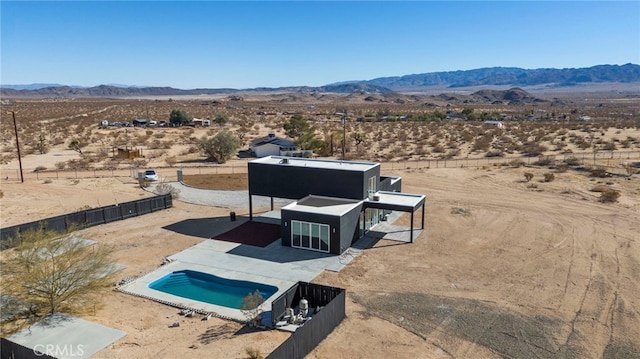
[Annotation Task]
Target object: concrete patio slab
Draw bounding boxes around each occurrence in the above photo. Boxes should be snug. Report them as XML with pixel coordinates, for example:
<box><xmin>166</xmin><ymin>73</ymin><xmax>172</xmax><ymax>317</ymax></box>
<box><xmin>7</xmin><ymin>313</ymin><xmax>126</xmax><ymax>359</ymax></box>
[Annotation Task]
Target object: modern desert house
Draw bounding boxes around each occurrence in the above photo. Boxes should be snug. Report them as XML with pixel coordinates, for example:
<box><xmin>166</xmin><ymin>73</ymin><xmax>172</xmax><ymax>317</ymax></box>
<box><xmin>248</xmin><ymin>156</ymin><xmax>426</xmax><ymax>254</ymax></box>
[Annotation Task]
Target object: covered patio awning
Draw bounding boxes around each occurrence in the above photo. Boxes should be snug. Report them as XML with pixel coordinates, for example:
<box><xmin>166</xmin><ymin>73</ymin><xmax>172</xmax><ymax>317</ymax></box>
<box><xmin>363</xmin><ymin>191</ymin><xmax>426</xmax><ymax>243</ymax></box>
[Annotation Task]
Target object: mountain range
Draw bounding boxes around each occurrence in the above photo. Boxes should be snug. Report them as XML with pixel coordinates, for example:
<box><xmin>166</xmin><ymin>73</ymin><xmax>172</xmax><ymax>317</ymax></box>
<box><xmin>2</xmin><ymin>64</ymin><xmax>638</xmax><ymax>98</ymax></box>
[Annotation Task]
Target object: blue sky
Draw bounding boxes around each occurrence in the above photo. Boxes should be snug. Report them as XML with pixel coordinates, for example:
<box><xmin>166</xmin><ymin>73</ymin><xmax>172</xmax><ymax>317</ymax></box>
<box><xmin>1</xmin><ymin>1</ymin><xmax>639</xmax><ymax>89</ymax></box>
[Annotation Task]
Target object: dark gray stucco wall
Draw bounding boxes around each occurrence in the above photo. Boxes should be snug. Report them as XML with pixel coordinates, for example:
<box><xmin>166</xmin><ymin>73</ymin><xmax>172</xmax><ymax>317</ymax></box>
<box><xmin>281</xmin><ymin>210</ymin><xmax>341</xmax><ymax>254</ymax></box>
<box><xmin>339</xmin><ymin>204</ymin><xmax>363</xmax><ymax>252</ymax></box>
<box><xmin>249</xmin><ymin>162</ymin><xmax>380</xmax><ymax>200</ymax></box>
<box><xmin>379</xmin><ymin>176</ymin><xmax>402</xmax><ymax>192</ymax></box>
<box><xmin>281</xmin><ymin>202</ymin><xmax>363</xmax><ymax>255</ymax></box>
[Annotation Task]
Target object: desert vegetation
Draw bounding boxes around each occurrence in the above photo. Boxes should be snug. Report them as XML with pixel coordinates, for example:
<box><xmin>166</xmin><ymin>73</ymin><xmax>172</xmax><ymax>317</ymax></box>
<box><xmin>1</xmin><ymin>94</ymin><xmax>639</xmax><ymax>173</ymax></box>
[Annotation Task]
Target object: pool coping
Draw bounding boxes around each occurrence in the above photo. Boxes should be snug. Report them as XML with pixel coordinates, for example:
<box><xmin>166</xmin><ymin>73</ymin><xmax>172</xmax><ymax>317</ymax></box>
<box><xmin>116</xmin><ymin>260</ymin><xmax>296</xmax><ymax>323</ymax></box>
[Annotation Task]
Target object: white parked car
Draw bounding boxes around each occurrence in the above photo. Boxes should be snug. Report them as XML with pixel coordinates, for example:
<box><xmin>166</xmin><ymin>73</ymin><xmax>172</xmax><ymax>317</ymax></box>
<box><xmin>143</xmin><ymin>169</ymin><xmax>159</xmax><ymax>181</ymax></box>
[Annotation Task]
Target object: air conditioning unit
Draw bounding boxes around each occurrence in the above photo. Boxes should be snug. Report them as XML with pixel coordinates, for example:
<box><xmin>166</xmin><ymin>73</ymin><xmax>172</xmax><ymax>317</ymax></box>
<box><xmin>372</xmin><ymin>195</ymin><xmax>380</xmax><ymax>201</ymax></box>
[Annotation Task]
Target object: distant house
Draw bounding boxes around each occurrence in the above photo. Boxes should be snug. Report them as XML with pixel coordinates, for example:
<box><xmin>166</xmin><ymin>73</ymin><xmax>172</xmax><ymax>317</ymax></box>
<box><xmin>132</xmin><ymin>119</ymin><xmax>148</xmax><ymax>127</ymax></box>
<box><xmin>192</xmin><ymin>118</ymin><xmax>211</xmax><ymax>127</ymax></box>
<box><xmin>483</xmin><ymin>120</ymin><xmax>504</xmax><ymax>129</ymax></box>
<box><xmin>249</xmin><ymin>133</ymin><xmax>311</xmax><ymax>158</ymax></box>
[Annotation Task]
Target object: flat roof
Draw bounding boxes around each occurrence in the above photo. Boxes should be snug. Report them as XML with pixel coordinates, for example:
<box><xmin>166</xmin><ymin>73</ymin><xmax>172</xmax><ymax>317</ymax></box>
<box><xmin>282</xmin><ymin>195</ymin><xmax>362</xmax><ymax>216</ymax></box>
<box><xmin>365</xmin><ymin>191</ymin><xmax>426</xmax><ymax>211</ymax></box>
<box><xmin>250</xmin><ymin>155</ymin><xmax>379</xmax><ymax>172</ymax></box>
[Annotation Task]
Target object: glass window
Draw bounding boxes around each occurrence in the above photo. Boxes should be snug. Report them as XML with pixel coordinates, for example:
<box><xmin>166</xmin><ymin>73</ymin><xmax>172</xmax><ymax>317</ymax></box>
<box><xmin>311</xmin><ymin>224</ymin><xmax>320</xmax><ymax>250</ymax></box>
<box><xmin>292</xmin><ymin>221</ymin><xmax>301</xmax><ymax>247</ymax></box>
<box><xmin>301</xmin><ymin>222</ymin><xmax>310</xmax><ymax>248</ymax></box>
<box><xmin>320</xmin><ymin>225</ymin><xmax>329</xmax><ymax>252</ymax></box>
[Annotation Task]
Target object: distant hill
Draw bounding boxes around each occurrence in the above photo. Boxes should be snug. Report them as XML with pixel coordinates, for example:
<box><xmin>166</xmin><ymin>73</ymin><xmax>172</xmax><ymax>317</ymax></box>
<box><xmin>357</xmin><ymin>64</ymin><xmax>640</xmax><ymax>91</ymax></box>
<box><xmin>1</xmin><ymin>64</ymin><xmax>638</xmax><ymax>98</ymax></box>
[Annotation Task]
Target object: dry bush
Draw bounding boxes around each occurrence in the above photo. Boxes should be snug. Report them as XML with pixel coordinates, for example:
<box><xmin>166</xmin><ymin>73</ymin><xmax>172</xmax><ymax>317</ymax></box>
<box><xmin>485</xmin><ymin>150</ymin><xmax>503</xmax><ymax>158</ymax></box>
<box><xmin>33</xmin><ymin>165</ymin><xmax>47</xmax><ymax>172</ymax></box>
<box><xmin>589</xmin><ymin>167</ymin><xmax>609</xmax><ymax>178</ymax></box>
<box><xmin>524</xmin><ymin>172</ymin><xmax>534</xmax><ymax>182</ymax></box>
<box><xmin>534</xmin><ymin>156</ymin><xmax>555</xmax><ymax>166</ymax></box>
<box><xmin>599</xmin><ymin>188</ymin><xmax>621</xmax><ymax>203</ymax></box>
<box><xmin>521</xmin><ymin>142</ymin><xmax>548</xmax><ymax>157</ymax></box>
<box><xmin>564</xmin><ymin>156</ymin><xmax>581</xmax><ymax>166</ymax></box>
<box><xmin>543</xmin><ymin>173</ymin><xmax>555</xmax><ymax>182</ymax></box>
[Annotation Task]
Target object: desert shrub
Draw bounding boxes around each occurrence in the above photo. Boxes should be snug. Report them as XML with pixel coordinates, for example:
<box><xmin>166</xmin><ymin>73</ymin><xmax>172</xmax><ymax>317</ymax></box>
<box><xmin>155</xmin><ymin>182</ymin><xmax>180</xmax><ymax>199</ymax></box>
<box><xmin>165</xmin><ymin>156</ymin><xmax>177</xmax><ymax>167</ymax></box>
<box><xmin>602</xmin><ymin>141</ymin><xmax>616</xmax><ymax>151</ymax></box>
<box><xmin>534</xmin><ymin>156</ymin><xmax>555</xmax><ymax>166</ymax></box>
<box><xmin>245</xmin><ymin>347</ymin><xmax>263</xmax><ymax>359</ymax></box>
<box><xmin>33</xmin><ymin>165</ymin><xmax>47</xmax><ymax>172</ymax></box>
<box><xmin>599</xmin><ymin>188</ymin><xmax>620</xmax><ymax>203</ymax></box>
<box><xmin>524</xmin><ymin>172</ymin><xmax>534</xmax><ymax>182</ymax></box>
<box><xmin>0</xmin><ymin>190</ymin><xmax>3</xmax><ymax>198</ymax></box>
<box><xmin>509</xmin><ymin>159</ymin><xmax>525</xmax><ymax>168</ymax></box>
<box><xmin>564</xmin><ymin>156</ymin><xmax>581</xmax><ymax>166</ymax></box>
<box><xmin>55</xmin><ymin>161</ymin><xmax>66</xmax><ymax>170</ymax></box>
<box><xmin>131</xmin><ymin>158</ymin><xmax>149</xmax><ymax>167</ymax></box>
<box><xmin>521</xmin><ymin>142</ymin><xmax>548</xmax><ymax>157</ymax></box>
<box><xmin>555</xmin><ymin>163</ymin><xmax>569</xmax><ymax>173</ymax></box>
<box><xmin>589</xmin><ymin>167</ymin><xmax>608</xmax><ymax>178</ymax></box>
<box><xmin>485</xmin><ymin>150</ymin><xmax>504</xmax><ymax>158</ymax></box>
<box><xmin>102</xmin><ymin>162</ymin><xmax>118</xmax><ymax>170</ymax></box>
<box><xmin>138</xmin><ymin>179</ymin><xmax>151</xmax><ymax>188</ymax></box>
<box><xmin>543</xmin><ymin>173</ymin><xmax>555</xmax><ymax>182</ymax></box>
<box><xmin>43</xmin><ymin>179</ymin><xmax>53</xmax><ymax>184</ymax></box>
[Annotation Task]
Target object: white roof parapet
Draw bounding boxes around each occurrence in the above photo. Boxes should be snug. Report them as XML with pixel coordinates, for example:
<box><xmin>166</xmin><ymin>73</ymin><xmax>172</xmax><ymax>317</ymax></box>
<box><xmin>251</xmin><ymin>155</ymin><xmax>379</xmax><ymax>172</ymax></box>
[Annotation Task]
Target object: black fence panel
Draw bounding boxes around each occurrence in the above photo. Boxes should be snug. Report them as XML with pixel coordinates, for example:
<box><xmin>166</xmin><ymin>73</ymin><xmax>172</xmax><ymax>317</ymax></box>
<box><xmin>271</xmin><ymin>283</ymin><xmax>300</xmax><ymax>327</ymax></box>
<box><xmin>0</xmin><ymin>195</ymin><xmax>172</xmax><ymax>249</ymax></box>
<box><xmin>136</xmin><ymin>199</ymin><xmax>152</xmax><ymax>215</ymax></box>
<box><xmin>150</xmin><ymin>196</ymin><xmax>167</xmax><ymax>212</ymax></box>
<box><xmin>46</xmin><ymin>215</ymin><xmax>68</xmax><ymax>233</ymax></box>
<box><xmin>165</xmin><ymin>195</ymin><xmax>173</xmax><ymax>208</ymax></box>
<box><xmin>85</xmin><ymin>208</ymin><xmax>107</xmax><ymax>226</ymax></box>
<box><xmin>101</xmin><ymin>205</ymin><xmax>121</xmax><ymax>223</ymax></box>
<box><xmin>1</xmin><ymin>337</ymin><xmax>57</xmax><ymax>359</ymax></box>
<box><xmin>65</xmin><ymin>212</ymin><xmax>87</xmax><ymax>228</ymax></box>
<box><xmin>119</xmin><ymin>201</ymin><xmax>138</xmax><ymax>219</ymax></box>
<box><xmin>268</xmin><ymin>283</ymin><xmax>346</xmax><ymax>359</ymax></box>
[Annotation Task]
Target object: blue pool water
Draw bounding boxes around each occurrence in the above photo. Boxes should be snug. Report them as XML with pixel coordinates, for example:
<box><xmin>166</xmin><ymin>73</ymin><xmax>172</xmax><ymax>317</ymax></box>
<box><xmin>148</xmin><ymin>270</ymin><xmax>278</xmax><ymax>309</ymax></box>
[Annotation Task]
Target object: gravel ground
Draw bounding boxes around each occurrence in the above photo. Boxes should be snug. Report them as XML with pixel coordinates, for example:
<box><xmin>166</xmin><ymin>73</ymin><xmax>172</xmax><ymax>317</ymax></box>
<box><xmin>148</xmin><ymin>181</ymin><xmax>292</xmax><ymax>211</ymax></box>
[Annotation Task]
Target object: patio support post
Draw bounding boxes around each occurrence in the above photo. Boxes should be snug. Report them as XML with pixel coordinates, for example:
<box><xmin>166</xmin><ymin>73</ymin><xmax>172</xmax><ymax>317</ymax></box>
<box><xmin>421</xmin><ymin>203</ymin><xmax>425</xmax><ymax>229</ymax></box>
<box><xmin>249</xmin><ymin>194</ymin><xmax>253</xmax><ymax>220</ymax></box>
<box><xmin>271</xmin><ymin>197</ymin><xmax>274</xmax><ymax>211</ymax></box>
<box><xmin>410</xmin><ymin>210</ymin><xmax>414</xmax><ymax>243</ymax></box>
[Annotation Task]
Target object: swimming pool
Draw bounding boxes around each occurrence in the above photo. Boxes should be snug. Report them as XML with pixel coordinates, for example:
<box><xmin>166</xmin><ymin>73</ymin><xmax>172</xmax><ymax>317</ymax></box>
<box><xmin>148</xmin><ymin>270</ymin><xmax>278</xmax><ymax>309</ymax></box>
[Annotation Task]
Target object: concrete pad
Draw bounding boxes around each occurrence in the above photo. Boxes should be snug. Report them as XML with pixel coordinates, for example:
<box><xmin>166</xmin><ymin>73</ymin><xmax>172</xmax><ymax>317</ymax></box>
<box><xmin>7</xmin><ymin>313</ymin><xmax>126</xmax><ymax>359</ymax></box>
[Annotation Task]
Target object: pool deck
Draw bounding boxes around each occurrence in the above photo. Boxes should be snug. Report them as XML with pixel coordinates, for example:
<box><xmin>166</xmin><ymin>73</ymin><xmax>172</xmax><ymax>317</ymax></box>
<box><xmin>118</xmin><ymin>210</ymin><xmax>419</xmax><ymax>323</ymax></box>
<box><xmin>118</xmin><ymin>230</ymin><xmax>360</xmax><ymax>322</ymax></box>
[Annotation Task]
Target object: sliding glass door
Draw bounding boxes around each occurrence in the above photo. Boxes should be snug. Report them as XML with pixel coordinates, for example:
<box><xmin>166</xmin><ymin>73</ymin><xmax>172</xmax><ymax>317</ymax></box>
<box><xmin>291</xmin><ymin>220</ymin><xmax>330</xmax><ymax>253</ymax></box>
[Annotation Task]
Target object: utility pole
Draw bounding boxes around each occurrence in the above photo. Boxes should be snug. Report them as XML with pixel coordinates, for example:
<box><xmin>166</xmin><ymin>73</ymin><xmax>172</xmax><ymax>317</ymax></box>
<box><xmin>8</xmin><ymin>111</ymin><xmax>24</xmax><ymax>182</ymax></box>
<box><xmin>336</xmin><ymin>112</ymin><xmax>347</xmax><ymax>160</ymax></box>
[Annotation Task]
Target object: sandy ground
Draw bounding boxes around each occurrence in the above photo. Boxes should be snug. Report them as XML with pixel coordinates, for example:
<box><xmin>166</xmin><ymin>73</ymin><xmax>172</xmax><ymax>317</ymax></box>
<box><xmin>1</xmin><ymin>159</ymin><xmax>639</xmax><ymax>358</ymax></box>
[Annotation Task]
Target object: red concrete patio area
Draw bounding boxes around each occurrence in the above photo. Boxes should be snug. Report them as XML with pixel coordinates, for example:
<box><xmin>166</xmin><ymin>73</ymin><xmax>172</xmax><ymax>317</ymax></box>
<box><xmin>211</xmin><ymin>220</ymin><xmax>282</xmax><ymax>247</ymax></box>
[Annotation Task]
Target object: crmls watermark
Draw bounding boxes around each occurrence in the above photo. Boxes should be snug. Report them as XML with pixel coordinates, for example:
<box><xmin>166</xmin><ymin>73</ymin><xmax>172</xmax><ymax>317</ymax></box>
<box><xmin>33</xmin><ymin>344</ymin><xmax>85</xmax><ymax>357</ymax></box>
